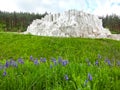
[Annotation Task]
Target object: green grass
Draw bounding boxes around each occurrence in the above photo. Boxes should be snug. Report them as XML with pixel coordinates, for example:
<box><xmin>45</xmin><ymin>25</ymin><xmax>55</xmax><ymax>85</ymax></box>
<box><xmin>0</xmin><ymin>32</ymin><xmax>120</xmax><ymax>90</ymax></box>
<box><xmin>0</xmin><ymin>32</ymin><xmax>120</xmax><ymax>60</ymax></box>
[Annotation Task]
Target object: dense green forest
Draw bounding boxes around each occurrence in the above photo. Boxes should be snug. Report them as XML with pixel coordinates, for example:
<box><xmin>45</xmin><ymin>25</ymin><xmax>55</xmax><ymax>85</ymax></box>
<box><xmin>0</xmin><ymin>11</ymin><xmax>47</xmax><ymax>32</ymax></box>
<box><xmin>0</xmin><ymin>11</ymin><xmax>120</xmax><ymax>33</ymax></box>
<box><xmin>101</xmin><ymin>14</ymin><xmax>120</xmax><ymax>34</ymax></box>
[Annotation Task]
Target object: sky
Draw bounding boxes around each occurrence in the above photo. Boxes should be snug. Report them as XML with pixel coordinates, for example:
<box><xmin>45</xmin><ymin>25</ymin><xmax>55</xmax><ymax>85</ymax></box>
<box><xmin>0</xmin><ymin>0</ymin><xmax>120</xmax><ymax>16</ymax></box>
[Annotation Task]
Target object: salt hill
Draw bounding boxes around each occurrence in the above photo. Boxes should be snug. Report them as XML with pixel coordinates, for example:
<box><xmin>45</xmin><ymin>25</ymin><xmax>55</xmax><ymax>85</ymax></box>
<box><xmin>24</xmin><ymin>10</ymin><xmax>120</xmax><ymax>40</ymax></box>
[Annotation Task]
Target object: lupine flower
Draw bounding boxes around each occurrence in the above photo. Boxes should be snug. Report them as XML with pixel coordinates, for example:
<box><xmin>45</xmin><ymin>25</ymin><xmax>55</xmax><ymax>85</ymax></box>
<box><xmin>40</xmin><ymin>57</ymin><xmax>43</xmax><ymax>62</ymax></box>
<box><xmin>53</xmin><ymin>61</ymin><xmax>57</xmax><ymax>65</ymax></box>
<box><xmin>95</xmin><ymin>60</ymin><xmax>99</xmax><ymax>66</ymax></box>
<box><xmin>107</xmin><ymin>60</ymin><xmax>111</xmax><ymax>66</ymax></box>
<box><xmin>30</xmin><ymin>55</ymin><xmax>34</xmax><ymax>61</ymax></box>
<box><xmin>10</xmin><ymin>60</ymin><xmax>18</xmax><ymax>67</ymax></box>
<box><xmin>51</xmin><ymin>58</ymin><xmax>57</xmax><ymax>65</ymax></box>
<box><xmin>88</xmin><ymin>73</ymin><xmax>92</xmax><ymax>81</ymax></box>
<box><xmin>105</xmin><ymin>58</ymin><xmax>111</xmax><ymax>66</ymax></box>
<box><xmin>40</xmin><ymin>57</ymin><xmax>46</xmax><ymax>63</ymax></box>
<box><xmin>3</xmin><ymin>71</ymin><xmax>7</xmax><ymax>76</ymax></box>
<box><xmin>18</xmin><ymin>58</ymin><xmax>24</xmax><ymax>64</ymax></box>
<box><xmin>34</xmin><ymin>59</ymin><xmax>39</xmax><ymax>65</ymax></box>
<box><xmin>64</xmin><ymin>75</ymin><xmax>69</xmax><ymax>81</ymax></box>
<box><xmin>10</xmin><ymin>59</ymin><xmax>13</xmax><ymax>64</ymax></box>
<box><xmin>5</xmin><ymin>61</ymin><xmax>10</xmax><ymax>68</ymax></box>
<box><xmin>12</xmin><ymin>61</ymin><xmax>18</xmax><ymax>67</ymax></box>
<box><xmin>58</xmin><ymin>57</ymin><xmax>62</xmax><ymax>64</ymax></box>
<box><xmin>62</xmin><ymin>60</ymin><xmax>68</xmax><ymax>66</ymax></box>
<box><xmin>10</xmin><ymin>60</ymin><xmax>14</xmax><ymax>65</ymax></box>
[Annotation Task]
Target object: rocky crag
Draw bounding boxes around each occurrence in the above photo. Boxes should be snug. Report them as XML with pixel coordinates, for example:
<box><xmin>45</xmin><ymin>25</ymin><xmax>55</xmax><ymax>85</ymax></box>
<box><xmin>24</xmin><ymin>10</ymin><xmax>120</xmax><ymax>40</ymax></box>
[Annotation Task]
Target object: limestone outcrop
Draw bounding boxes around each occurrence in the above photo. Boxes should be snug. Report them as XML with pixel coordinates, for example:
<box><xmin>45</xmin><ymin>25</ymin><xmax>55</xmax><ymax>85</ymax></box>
<box><xmin>108</xmin><ymin>34</ymin><xmax>120</xmax><ymax>40</ymax></box>
<box><xmin>24</xmin><ymin>10</ymin><xmax>111</xmax><ymax>38</ymax></box>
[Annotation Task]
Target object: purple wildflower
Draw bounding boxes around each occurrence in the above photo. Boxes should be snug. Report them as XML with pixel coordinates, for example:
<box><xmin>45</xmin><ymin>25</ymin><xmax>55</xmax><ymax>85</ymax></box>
<box><xmin>10</xmin><ymin>60</ymin><xmax>14</xmax><ymax>65</ymax></box>
<box><xmin>30</xmin><ymin>55</ymin><xmax>33</xmax><ymax>61</ymax></box>
<box><xmin>88</xmin><ymin>73</ymin><xmax>92</xmax><ymax>81</ymax></box>
<box><xmin>18</xmin><ymin>58</ymin><xmax>24</xmax><ymax>64</ymax></box>
<box><xmin>34</xmin><ymin>59</ymin><xmax>39</xmax><ymax>65</ymax></box>
<box><xmin>40</xmin><ymin>57</ymin><xmax>43</xmax><ymax>62</ymax></box>
<box><xmin>51</xmin><ymin>58</ymin><xmax>57</xmax><ymax>65</ymax></box>
<box><xmin>62</xmin><ymin>60</ymin><xmax>68</xmax><ymax>66</ymax></box>
<box><xmin>3</xmin><ymin>71</ymin><xmax>7</xmax><ymax>76</ymax></box>
<box><xmin>40</xmin><ymin>57</ymin><xmax>46</xmax><ymax>63</ymax></box>
<box><xmin>58</xmin><ymin>57</ymin><xmax>62</xmax><ymax>64</ymax></box>
<box><xmin>64</xmin><ymin>75</ymin><xmax>69</xmax><ymax>81</ymax></box>
<box><xmin>13</xmin><ymin>62</ymin><xmax>18</xmax><ymax>67</ymax></box>
<box><xmin>10</xmin><ymin>60</ymin><xmax>18</xmax><ymax>67</ymax></box>
<box><xmin>107</xmin><ymin>60</ymin><xmax>111</xmax><ymax>66</ymax></box>
<box><xmin>53</xmin><ymin>61</ymin><xmax>57</xmax><ymax>65</ymax></box>
<box><xmin>95</xmin><ymin>60</ymin><xmax>99</xmax><ymax>66</ymax></box>
<box><xmin>43</xmin><ymin>58</ymin><xmax>46</xmax><ymax>62</ymax></box>
<box><xmin>105</xmin><ymin>58</ymin><xmax>111</xmax><ymax>66</ymax></box>
<box><xmin>5</xmin><ymin>61</ymin><xmax>10</xmax><ymax>68</ymax></box>
<box><xmin>10</xmin><ymin>59</ymin><xmax>13</xmax><ymax>64</ymax></box>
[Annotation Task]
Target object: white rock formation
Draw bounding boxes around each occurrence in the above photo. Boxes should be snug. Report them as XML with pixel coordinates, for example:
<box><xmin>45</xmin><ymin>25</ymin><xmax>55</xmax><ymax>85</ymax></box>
<box><xmin>25</xmin><ymin>10</ymin><xmax>111</xmax><ymax>38</ymax></box>
<box><xmin>108</xmin><ymin>34</ymin><xmax>120</xmax><ymax>40</ymax></box>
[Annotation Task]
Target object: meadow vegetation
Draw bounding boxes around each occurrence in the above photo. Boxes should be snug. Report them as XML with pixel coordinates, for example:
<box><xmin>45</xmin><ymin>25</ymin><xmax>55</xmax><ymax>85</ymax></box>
<box><xmin>0</xmin><ymin>32</ymin><xmax>120</xmax><ymax>90</ymax></box>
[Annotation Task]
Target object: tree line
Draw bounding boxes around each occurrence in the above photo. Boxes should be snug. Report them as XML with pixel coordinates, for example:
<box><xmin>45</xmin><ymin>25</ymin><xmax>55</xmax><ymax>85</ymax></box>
<box><xmin>0</xmin><ymin>11</ymin><xmax>120</xmax><ymax>33</ymax></box>
<box><xmin>0</xmin><ymin>11</ymin><xmax>47</xmax><ymax>32</ymax></box>
<box><xmin>100</xmin><ymin>14</ymin><xmax>120</xmax><ymax>34</ymax></box>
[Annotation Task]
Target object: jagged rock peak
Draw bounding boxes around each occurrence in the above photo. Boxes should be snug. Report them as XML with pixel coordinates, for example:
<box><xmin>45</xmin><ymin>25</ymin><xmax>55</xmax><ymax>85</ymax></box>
<box><xmin>24</xmin><ymin>10</ymin><xmax>111</xmax><ymax>38</ymax></box>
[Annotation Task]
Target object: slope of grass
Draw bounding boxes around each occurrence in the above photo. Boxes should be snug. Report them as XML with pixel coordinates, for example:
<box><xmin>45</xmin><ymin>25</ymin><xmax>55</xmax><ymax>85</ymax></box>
<box><xmin>0</xmin><ymin>32</ymin><xmax>120</xmax><ymax>61</ymax></box>
<box><xmin>0</xmin><ymin>32</ymin><xmax>120</xmax><ymax>90</ymax></box>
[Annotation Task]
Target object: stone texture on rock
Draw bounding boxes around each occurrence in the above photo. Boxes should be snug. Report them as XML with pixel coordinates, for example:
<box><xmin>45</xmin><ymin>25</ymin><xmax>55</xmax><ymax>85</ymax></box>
<box><xmin>25</xmin><ymin>10</ymin><xmax>111</xmax><ymax>38</ymax></box>
<box><xmin>108</xmin><ymin>34</ymin><xmax>120</xmax><ymax>40</ymax></box>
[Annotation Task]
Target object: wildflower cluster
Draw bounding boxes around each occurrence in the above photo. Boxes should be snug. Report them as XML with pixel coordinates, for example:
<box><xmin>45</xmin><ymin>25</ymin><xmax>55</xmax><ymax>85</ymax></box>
<box><xmin>83</xmin><ymin>54</ymin><xmax>120</xmax><ymax>87</ymax></box>
<box><xmin>0</xmin><ymin>58</ymin><xmax>24</xmax><ymax>76</ymax></box>
<box><xmin>0</xmin><ymin>54</ymin><xmax>120</xmax><ymax>90</ymax></box>
<box><xmin>51</xmin><ymin>57</ymin><xmax>69</xmax><ymax>66</ymax></box>
<box><xmin>0</xmin><ymin>56</ymin><xmax>69</xmax><ymax>79</ymax></box>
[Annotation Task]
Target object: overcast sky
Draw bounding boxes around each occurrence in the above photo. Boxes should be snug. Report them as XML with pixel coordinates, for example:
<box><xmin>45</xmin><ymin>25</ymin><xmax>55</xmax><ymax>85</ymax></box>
<box><xmin>0</xmin><ymin>0</ymin><xmax>120</xmax><ymax>16</ymax></box>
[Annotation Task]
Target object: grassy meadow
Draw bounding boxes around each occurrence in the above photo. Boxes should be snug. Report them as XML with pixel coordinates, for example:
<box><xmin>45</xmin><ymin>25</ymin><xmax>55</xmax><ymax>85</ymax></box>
<box><xmin>0</xmin><ymin>32</ymin><xmax>120</xmax><ymax>90</ymax></box>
